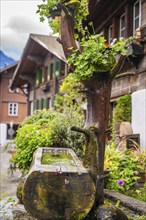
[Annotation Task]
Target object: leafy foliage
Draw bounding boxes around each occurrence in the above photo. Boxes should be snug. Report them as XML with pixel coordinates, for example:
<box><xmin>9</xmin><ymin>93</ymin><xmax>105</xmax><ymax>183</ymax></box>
<box><xmin>127</xmin><ymin>182</ymin><xmax>146</xmax><ymax>202</ymax></box>
<box><xmin>37</xmin><ymin>0</ymin><xmax>132</xmax><ymax>81</ymax></box>
<box><xmin>11</xmin><ymin>107</ymin><xmax>85</xmax><ymax>174</ymax></box>
<box><xmin>54</xmin><ymin>73</ymin><xmax>85</xmax><ymax>111</ymax></box>
<box><xmin>112</xmin><ymin>94</ymin><xmax>132</xmax><ymax>126</ymax></box>
<box><xmin>37</xmin><ymin>0</ymin><xmax>89</xmax><ymax>36</ymax></box>
<box><xmin>68</xmin><ymin>35</ymin><xmax>129</xmax><ymax>80</ymax></box>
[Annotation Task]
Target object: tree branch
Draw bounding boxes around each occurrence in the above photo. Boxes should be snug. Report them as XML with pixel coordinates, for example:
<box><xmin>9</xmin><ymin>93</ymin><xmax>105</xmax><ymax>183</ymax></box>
<box><xmin>110</xmin><ymin>54</ymin><xmax>126</xmax><ymax>79</ymax></box>
<box><xmin>60</xmin><ymin>10</ymin><xmax>78</xmax><ymax>59</ymax></box>
<box><xmin>71</xmin><ymin>126</ymin><xmax>90</xmax><ymax>137</ymax></box>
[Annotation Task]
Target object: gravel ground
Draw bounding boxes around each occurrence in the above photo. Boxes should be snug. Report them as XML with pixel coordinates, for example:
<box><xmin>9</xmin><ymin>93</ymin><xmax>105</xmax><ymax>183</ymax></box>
<box><xmin>0</xmin><ymin>147</ymin><xmax>21</xmax><ymax>219</ymax></box>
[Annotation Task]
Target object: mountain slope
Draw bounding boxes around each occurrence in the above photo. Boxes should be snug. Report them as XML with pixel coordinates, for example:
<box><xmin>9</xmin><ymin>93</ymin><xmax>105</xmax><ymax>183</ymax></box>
<box><xmin>0</xmin><ymin>50</ymin><xmax>15</xmax><ymax>69</ymax></box>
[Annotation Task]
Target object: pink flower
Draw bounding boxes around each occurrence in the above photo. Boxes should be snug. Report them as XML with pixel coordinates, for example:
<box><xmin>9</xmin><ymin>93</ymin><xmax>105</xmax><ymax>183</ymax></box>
<box><xmin>133</xmin><ymin>151</ymin><xmax>140</xmax><ymax>156</ymax></box>
<box><xmin>135</xmin><ymin>171</ymin><xmax>139</xmax><ymax>175</ymax></box>
<box><xmin>141</xmin><ymin>161</ymin><xmax>145</xmax><ymax>165</ymax></box>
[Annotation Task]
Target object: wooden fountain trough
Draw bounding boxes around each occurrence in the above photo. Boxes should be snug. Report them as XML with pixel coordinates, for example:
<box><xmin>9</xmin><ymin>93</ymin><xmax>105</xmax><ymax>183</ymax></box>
<box><xmin>19</xmin><ymin>147</ymin><xmax>95</xmax><ymax>220</ymax></box>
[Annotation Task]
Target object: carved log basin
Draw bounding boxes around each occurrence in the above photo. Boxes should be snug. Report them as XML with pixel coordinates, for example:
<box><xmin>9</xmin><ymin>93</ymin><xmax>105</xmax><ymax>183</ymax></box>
<box><xmin>21</xmin><ymin>148</ymin><xmax>95</xmax><ymax>220</ymax></box>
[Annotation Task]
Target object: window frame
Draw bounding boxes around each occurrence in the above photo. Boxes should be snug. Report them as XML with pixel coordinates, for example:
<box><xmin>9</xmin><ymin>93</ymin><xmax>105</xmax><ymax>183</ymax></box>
<box><xmin>8</xmin><ymin>103</ymin><xmax>18</xmax><ymax>116</ymax></box>
<box><xmin>133</xmin><ymin>0</ymin><xmax>141</xmax><ymax>35</ymax></box>
<box><xmin>108</xmin><ymin>25</ymin><xmax>113</xmax><ymax>44</ymax></box>
<box><xmin>119</xmin><ymin>13</ymin><xmax>126</xmax><ymax>39</ymax></box>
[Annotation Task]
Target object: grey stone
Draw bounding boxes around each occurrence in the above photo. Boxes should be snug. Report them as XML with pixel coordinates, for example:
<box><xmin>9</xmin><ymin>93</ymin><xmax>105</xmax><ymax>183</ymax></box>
<box><xmin>104</xmin><ymin>189</ymin><xmax>146</xmax><ymax>215</ymax></box>
<box><xmin>13</xmin><ymin>204</ymin><xmax>36</xmax><ymax>220</ymax></box>
<box><xmin>95</xmin><ymin>204</ymin><xmax>128</xmax><ymax>220</ymax></box>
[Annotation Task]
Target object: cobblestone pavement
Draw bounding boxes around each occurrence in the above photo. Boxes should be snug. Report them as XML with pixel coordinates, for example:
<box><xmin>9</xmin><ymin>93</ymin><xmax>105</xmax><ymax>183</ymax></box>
<box><xmin>0</xmin><ymin>147</ymin><xmax>21</xmax><ymax>219</ymax></box>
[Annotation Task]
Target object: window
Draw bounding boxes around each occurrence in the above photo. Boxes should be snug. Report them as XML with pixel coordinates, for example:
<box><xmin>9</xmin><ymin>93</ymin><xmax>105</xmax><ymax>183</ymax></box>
<box><xmin>41</xmin><ymin>67</ymin><xmax>45</xmax><ymax>84</ymax></box>
<box><xmin>50</xmin><ymin>63</ymin><xmax>53</xmax><ymax>80</ymax></box>
<box><xmin>50</xmin><ymin>96</ymin><xmax>54</xmax><ymax>108</ymax></box>
<box><xmin>8</xmin><ymin>103</ymin><xmax>18</xmax><ymax>116</ymax></box>
<box><xmin>36</xmin><ymin>70</ymin><xmax>40</xmax><ymax>86</ymax></box>
<box><xmin>39</xmin><ymin>99</ymin><xmax>44</xmax><ymax>110</ymax></box>
<box><xmin>47</xmin><ymin>96</ymin><xmax>54</xmax><ymax>109</ymax></box>
<box><xmin>33</xmin><ymin>100</ymin><xmax>36</xmax><ymax>111</ymax></box>
<box><xmin>108</xmin><ymin>25</ymin><xmax>113</xmax><ymax>44</ymax></box>
<box><xmin>60</xmin><ymin>62</ymin><xmax>65</xmax><ymax>77</ymax></box>
<box><xmin>53</xmin><ymin>60</ymin><xmax>61</xmax><ymax>78</ymax></box>
<box><xmin>47</xmin><ymin>65</ymin><xmax>51</xmax><ymax>81</ymax></box>
<box><xmin>120</xmin><ymin>14</ymin><xmax>125</xmax><ymax>39</ymax></box>
<box><xmin>43</xmin><ymin>98</ymin><xmax>48</xmax><ymax>109</ymax></box>
<box><xmin>133</xmin><ymin>0</ymin><xmax>141</xmax><ymax>35</ymax></box>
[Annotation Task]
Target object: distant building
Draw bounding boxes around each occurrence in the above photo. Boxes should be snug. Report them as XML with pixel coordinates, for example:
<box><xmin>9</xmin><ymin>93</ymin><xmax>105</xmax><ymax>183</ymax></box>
<box><xmin>11</xmin><ymin>34</ymin><xmax>67</xmax><ymax>115</ymax></box>
<box><xmin>0</xmin><ymin>62</ymin><xmax>27</xmax><ymax>147</ymax></box>
<box><xmin>90</xmin><ymin>0</ymin><xmax>146</xmax><ymax>150</ymax></box>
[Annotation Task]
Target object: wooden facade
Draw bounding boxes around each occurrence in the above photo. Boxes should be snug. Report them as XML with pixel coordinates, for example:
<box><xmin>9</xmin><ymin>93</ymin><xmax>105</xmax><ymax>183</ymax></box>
<box><xmin>11</xmin><ymin>34</ymin><xmax>67</xmax><ymax>115</ymax></box>
<box><xmin>88</xmin><ymin>0</ymin><xmax>146</xmax><ymax>100</ymax></box>
<box><xmin>90</xmin><ymin>0</ymin><xmax>146</xmax><ymax>150</ymax></box>
<box><xmin>0</xmin><ymin>63</ymin><xmax>27</xmax><ymax>146</ymax></box>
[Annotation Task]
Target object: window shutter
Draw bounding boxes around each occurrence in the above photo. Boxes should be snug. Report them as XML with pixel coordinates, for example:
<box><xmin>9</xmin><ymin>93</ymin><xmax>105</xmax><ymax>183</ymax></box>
<box><xmin>33</xmin><ymin>100</ymin><xmax>37</xmax><ymax>111</ymax></box>
<box><xmin>39</xmin><ymin>99</ymin><xmax>43</xmax><ymax>110</ymax></box>
<box><xmin>36</xmin><ymin>70</ymin><xmax>40</xmax><ymax>86</ymax></box>
<box><xmin>43</xmin><ymin>98</ymin><xmax>48</xmax><ymax>109</ymax></box>
<box><xmin>50</xmin><ymin>96</ymin><xmax>54</xmax><ymax>108</ymax></box>
<box><xmin>47</xmin><ymin>65</ymin><xmax>51</xmax><ymax>81</ymax></box>
<box><xmin>53</xmin><ymin>60</ymin><xmax>61</xmax><ymax>78</ymax></box>
<box><xmin>42</xmin><ymin>67</ymin><xmax>45</xmax><ymax>84</ymax></box>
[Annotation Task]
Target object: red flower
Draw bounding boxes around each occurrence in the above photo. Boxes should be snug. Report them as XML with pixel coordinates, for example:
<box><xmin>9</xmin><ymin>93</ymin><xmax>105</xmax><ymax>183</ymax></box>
<box><xmin>105</xmin><ymin>43</ymin><xmax>109</xmax><ymax>47</ymax></box>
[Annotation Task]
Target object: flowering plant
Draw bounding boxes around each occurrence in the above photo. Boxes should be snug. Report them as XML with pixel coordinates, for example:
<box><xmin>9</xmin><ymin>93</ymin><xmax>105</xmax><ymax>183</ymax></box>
<box><xmin>105</xmin><ymin>141</ymin><xmax>146</xmax><ymax>194</ymax></box>
<box><xmin>68</xmin><ymin>35</ymin><xmax>131</xmax><ymax>80</ymax></box>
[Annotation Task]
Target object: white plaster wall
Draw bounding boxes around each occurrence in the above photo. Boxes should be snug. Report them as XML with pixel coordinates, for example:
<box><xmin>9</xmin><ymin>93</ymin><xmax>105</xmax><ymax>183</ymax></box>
<box><xmin>0</xmin><ymin>123</ymin><xmax>7</xmax><ymax>147</ymax></box>
<box><xmin>132</xmin><ymin>89</ymin><xmax>146</xmax><ymax>151</ymax></box>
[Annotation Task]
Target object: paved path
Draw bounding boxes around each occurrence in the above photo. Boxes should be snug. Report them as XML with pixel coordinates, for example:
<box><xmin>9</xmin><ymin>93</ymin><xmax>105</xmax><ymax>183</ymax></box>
<box><xmin>0</xmin><ymin>147</ymin><xmax>21</xmax><ymax>219</ymax></box>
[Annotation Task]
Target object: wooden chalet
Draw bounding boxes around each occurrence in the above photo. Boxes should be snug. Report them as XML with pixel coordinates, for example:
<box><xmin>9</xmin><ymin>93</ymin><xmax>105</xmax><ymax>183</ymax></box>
<box><xmin>0</xmin><ymin>62</ymin><xmax>27</xmax><ymax>146</ymax></box>
<box><xmin>11</xmin><ymin>34</ymin><xmax>67</xmax><ymax>115</ymax></box>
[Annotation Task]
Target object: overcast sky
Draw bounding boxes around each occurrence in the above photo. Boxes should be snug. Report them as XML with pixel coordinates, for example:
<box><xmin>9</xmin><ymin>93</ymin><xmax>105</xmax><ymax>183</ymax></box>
<box><xmin>1</xmin><ymin>0</ymin><xmax>51</xmax><ymax>61</ymax></box>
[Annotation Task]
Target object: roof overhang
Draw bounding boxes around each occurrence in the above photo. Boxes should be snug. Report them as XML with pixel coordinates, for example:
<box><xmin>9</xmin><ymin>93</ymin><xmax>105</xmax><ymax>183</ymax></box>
<box><xmin>11</xmin><ymin>34</ymin><xmax>67</xmax><ymax>89</ymax></box>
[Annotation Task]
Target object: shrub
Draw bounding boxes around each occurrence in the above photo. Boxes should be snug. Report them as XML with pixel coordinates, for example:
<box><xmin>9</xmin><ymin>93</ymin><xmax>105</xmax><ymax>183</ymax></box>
<box><xmin>112</xmin><ymin>94</ymin><xmax>132</xmax><ymax>126</ymax></box>
<box><xmin>11</xmin><ymin>106</ymin><xmax>85</xmax><ymax>174</ymax></box>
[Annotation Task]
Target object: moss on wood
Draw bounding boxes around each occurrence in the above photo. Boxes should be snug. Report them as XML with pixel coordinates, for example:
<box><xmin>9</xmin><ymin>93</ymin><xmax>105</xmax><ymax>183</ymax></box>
<box><xmin>41</xmin><ymin>152</ymin><xmax>74</xmax><ymax>166</ymax></box>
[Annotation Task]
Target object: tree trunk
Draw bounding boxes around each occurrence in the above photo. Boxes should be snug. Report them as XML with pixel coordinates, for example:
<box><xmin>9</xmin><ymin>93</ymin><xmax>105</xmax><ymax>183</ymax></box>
<box><xmin>59</xmin><ymin>6</ymin><xmax>124</xmax><ymax>209</ymax></box>
<box><xmin>83</xmin><ymin>72</ymin><xmax>112</xmax><ymax>206</ymax></box>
